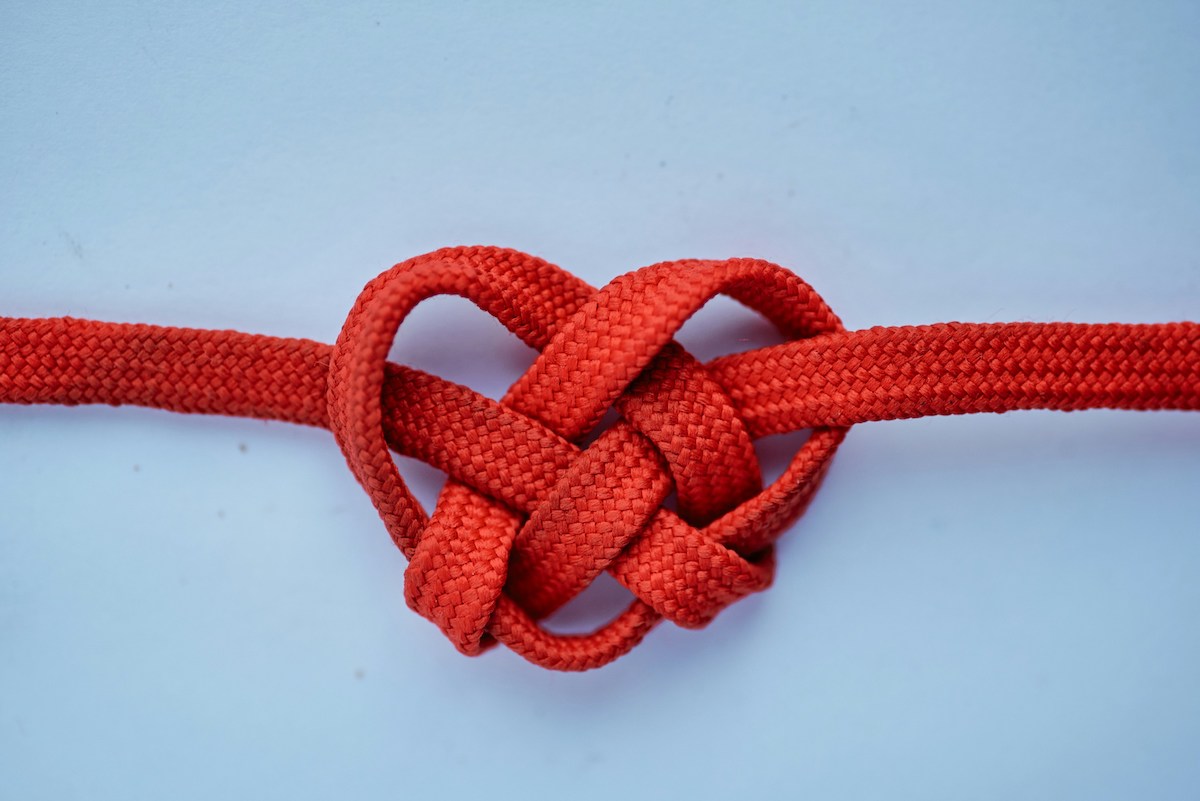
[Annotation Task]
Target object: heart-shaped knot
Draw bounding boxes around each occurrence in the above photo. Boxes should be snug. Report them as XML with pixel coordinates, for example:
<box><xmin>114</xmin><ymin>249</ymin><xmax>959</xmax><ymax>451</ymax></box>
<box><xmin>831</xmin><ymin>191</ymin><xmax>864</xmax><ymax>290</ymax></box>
<box><xmin>326</xmin><ymin>246</ymin><xmax>847</xmax><ymax>670</ymax></box>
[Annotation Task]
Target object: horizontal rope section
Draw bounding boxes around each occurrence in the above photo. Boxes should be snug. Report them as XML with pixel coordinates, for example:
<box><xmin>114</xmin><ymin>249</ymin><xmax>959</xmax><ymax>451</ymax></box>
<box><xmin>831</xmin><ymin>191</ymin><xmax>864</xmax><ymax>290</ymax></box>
<box><xmin>2</xmin><ymin>317</ymin><xmax>1196</xmax><ymax>430</ymax></box>
<box><xmin>2</xmin><ymin>246</ymin><xmax>1197</xmax><ymax>670</ymax></box>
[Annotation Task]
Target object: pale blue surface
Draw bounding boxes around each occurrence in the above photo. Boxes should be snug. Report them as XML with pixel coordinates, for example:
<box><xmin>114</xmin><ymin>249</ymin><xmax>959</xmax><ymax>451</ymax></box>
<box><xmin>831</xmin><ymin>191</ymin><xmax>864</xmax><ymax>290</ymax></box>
<box><xmin>2</xmin><ymin>2</ymin><xmax>1198</xmax><ymax>799</ymax></box>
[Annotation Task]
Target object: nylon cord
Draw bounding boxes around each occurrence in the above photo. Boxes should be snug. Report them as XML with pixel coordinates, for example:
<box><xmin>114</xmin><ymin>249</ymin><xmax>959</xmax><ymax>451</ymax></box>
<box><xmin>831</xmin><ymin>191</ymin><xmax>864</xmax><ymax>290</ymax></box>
<box><xmin>2</xmin><ymin>246</ymin><xmax>1197</xmax><ymax>670</ymax></box>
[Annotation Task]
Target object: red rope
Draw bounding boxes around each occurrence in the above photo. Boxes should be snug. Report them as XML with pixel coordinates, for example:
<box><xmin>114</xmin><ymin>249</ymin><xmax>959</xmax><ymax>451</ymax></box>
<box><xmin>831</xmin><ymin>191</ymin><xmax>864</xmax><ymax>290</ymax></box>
<box><xmin>3</xmin><ymin>246</ymin><xmax>1197</xmax><ymax>670</ymax></box>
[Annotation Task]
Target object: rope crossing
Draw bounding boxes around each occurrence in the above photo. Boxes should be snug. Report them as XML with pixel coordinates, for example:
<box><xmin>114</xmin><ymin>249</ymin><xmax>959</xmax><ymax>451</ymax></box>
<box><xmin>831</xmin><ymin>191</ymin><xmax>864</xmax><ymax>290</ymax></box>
<box><xmin>2</xmin><ymin>246</ymin><xmax>1198</xmax><ymax>670</ymax></box>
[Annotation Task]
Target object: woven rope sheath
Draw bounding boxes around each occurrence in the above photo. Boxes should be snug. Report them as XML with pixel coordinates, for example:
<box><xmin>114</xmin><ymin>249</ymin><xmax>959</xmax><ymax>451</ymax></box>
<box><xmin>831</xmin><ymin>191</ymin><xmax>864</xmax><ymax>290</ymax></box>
<box><xmin>2</xmin><ymin>246</ymin><xmax>1198</xmax><ymax>670</ymax></box>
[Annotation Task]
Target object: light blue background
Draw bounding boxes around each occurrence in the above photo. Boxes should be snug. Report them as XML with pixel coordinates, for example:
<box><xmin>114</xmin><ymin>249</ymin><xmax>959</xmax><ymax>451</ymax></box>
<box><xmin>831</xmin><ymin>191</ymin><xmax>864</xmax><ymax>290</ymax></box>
<box><xmin>2</xmin><ymin>2</ymin><xmax>1198</xmax><ymax>799</ymax></box>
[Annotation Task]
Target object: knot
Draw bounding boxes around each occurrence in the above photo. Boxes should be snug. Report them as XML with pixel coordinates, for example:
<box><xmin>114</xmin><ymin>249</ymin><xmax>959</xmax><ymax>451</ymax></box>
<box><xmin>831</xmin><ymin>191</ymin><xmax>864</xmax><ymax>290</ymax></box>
<box><xmin>325</xmin><ymin>246</ymin><xmax>847</xmax><ymax>671</ymax></box>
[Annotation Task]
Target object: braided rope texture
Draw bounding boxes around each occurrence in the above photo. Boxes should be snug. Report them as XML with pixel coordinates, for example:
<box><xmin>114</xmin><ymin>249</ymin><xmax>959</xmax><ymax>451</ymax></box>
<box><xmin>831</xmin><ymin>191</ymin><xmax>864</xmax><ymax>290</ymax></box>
<box><xmin>2</xmin><ymin>246</ymin><xmax>1198</xmax><ymax>670</ymax></box>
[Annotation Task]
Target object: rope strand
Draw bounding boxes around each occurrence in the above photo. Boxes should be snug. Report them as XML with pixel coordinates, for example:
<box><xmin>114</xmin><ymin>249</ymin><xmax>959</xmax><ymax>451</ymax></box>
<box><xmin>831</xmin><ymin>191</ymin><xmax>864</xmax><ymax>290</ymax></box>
<box><xmin>2</xmin><ymin>246</ymin><xmax>1197</xmax><ymax>670</ymax></box>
